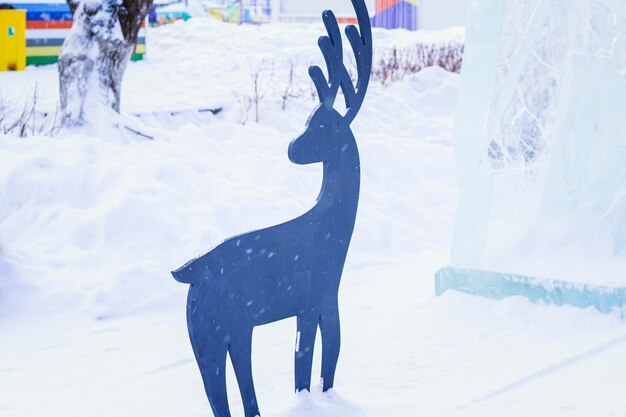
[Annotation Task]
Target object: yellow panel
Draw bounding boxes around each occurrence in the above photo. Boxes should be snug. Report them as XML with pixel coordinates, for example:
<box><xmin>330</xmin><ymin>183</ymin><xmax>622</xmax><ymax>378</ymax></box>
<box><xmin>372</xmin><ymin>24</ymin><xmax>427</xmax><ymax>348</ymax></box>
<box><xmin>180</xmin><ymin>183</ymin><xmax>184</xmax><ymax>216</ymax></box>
<box><xmin>27</xmin><ymin>44</ymin><xmax>145</xmax><ymax>57</ymax></box>
<box><xmin>0</xmin><ymin>18</ymin><xmax>6</xmax><ymax>71</ymax></box>
<box><xmin>0</xmin><ymin>10</ymin><xmax>26</xmax><ymax>71</ymax></box>
<box><xmin>26</xmin><ymin>45</ymin><xmax>62</xmax><ymax>57</ymax></box>
<box><xmin>13</xmin><ymin>10</ymin><xmax>26</xmax><ymax>70</ymax></box>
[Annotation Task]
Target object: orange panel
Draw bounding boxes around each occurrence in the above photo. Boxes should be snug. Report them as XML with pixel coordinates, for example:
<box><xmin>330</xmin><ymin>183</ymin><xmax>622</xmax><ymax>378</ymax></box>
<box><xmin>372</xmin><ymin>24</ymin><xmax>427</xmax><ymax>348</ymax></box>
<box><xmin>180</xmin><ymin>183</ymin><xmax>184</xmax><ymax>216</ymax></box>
<box><xmin>27</xmin><ymin>20</ymin><xmax>73</xmax><ymax>29</ymax></box>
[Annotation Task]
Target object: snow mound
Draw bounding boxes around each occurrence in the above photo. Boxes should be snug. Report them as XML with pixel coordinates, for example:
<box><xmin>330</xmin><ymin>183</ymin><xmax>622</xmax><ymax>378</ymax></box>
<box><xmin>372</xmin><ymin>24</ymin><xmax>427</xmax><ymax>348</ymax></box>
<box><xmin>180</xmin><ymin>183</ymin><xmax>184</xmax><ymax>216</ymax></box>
<box><xmin>0</xmin><ymin>28</ymin><xmax>460</xmax><ymax>318</ymax></box>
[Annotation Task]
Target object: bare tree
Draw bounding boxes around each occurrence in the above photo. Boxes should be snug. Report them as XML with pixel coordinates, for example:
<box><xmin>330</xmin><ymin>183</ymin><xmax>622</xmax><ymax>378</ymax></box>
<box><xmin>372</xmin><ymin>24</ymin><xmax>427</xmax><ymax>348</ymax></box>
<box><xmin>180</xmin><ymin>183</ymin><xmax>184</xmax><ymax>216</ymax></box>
<box><xmin>59</xmin><ymin>0</ymin><xmax>152</xmax><ymax>126</ymax></box>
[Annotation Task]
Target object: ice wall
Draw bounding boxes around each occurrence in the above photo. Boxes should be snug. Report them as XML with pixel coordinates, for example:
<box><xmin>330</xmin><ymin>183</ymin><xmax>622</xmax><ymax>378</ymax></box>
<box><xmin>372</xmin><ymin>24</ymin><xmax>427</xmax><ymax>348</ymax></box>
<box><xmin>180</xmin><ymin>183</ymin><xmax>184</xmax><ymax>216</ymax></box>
<box><xmin>452</xmin><ymin>0</ymin><xmax>626</xmax><ymax>285</ymax></box>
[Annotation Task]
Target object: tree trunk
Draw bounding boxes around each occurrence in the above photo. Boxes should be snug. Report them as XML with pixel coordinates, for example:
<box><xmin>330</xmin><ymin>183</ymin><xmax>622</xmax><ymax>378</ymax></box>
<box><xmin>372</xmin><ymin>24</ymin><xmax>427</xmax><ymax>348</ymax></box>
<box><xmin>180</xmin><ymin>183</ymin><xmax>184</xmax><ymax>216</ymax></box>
<box><xmin>59</xmin><ymin>0</ymin><xmax>152</xmax><ymax>127</ymax></box>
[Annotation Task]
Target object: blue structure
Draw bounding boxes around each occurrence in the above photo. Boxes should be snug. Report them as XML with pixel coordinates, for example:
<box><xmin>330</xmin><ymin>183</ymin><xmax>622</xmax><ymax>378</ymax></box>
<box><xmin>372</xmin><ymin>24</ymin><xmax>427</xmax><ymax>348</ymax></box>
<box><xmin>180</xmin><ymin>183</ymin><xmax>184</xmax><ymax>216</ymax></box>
<box><xmin>436</xmin><ymin>267</ymin><xmax>626</xmax><ymax>315</ymax></box>
<box><xmin>171</xmin><ymin>1</ymin><xmax>372</xmax><ymax>416</ymax></box>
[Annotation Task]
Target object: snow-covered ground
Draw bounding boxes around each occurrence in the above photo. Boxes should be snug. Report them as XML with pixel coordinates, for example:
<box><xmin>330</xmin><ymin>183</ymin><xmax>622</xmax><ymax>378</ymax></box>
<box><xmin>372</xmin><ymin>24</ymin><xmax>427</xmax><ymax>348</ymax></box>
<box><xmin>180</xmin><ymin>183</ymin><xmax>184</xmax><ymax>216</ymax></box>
<box><xmin>1</xmin><ymin>17</ymin><xmax>626</xmax><ymax>417</ymax></box>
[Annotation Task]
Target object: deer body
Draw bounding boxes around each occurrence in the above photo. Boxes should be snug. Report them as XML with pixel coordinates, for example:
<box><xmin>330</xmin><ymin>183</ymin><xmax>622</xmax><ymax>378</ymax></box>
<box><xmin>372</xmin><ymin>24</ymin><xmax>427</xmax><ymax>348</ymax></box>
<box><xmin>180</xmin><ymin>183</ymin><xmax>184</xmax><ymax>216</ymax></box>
<box><xmin>173</xmin><ymin>2</ymin><xmax>371</xmax><ymax>416</ymax></box>
<box><xmin>178</xmin><ymin>133</ymin><xmax>360</xmax><ymax>327</ymax></box>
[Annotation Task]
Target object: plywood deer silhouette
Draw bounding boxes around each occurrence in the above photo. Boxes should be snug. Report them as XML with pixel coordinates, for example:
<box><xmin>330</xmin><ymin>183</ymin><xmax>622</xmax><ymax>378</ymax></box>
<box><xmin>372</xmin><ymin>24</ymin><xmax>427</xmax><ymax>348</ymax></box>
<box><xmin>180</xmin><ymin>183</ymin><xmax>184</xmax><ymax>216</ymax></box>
<box><xmin>172</xmin><ymin>1</ymin><xmax>372</xmax><ymax>416</ymax></box>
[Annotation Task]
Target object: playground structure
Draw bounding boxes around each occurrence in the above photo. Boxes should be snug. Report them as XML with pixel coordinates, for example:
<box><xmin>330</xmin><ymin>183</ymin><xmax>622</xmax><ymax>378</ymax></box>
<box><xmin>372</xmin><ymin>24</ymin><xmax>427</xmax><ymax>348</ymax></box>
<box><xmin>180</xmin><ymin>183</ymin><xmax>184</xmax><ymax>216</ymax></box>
<box><xmin>234</xmin><ymin>0</ymin><xmax>271</xmax><ymax>24</ymax></box>
<box><xmin>0</xmin><ymin>1</ymin><xmax>146</xmax><ymax>69</ymax></box>
<box><xmin>150</xmin><ymin>5</ymin><xmax>192</xmax><ymax>27</ymax></box>
<box><xmin>204</xmin><ymin>0</ymin><xmax>271</xmax><ymax>24</ymax></box>
<box><xmin>437</xmin><ymin>0</ymin><xmax>626</xmax><ymax>313</ymax></box>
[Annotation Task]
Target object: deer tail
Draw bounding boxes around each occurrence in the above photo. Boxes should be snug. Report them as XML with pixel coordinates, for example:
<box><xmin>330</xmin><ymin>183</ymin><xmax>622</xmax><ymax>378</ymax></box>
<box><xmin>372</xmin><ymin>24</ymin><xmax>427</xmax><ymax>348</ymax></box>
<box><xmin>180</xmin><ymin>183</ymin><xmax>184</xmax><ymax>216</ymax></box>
<box><xmin>171</xmin><ymin>259</ymin><xmax>199</xmax><ymax>284</ymax></box>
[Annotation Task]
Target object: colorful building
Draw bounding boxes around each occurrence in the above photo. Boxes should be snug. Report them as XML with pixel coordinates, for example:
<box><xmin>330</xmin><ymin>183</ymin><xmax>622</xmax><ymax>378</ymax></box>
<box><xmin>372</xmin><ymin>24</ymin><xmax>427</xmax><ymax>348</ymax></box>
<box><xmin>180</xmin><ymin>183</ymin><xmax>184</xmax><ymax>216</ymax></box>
<box><xmin>206</xmin><ymin>0</ymin><xmax>465</xmax><ymax>30</ymax></box>
<box><xmin>5</xmin><ymin>1</ymin><xmax>146</xmax><ymax>67</ymax></box>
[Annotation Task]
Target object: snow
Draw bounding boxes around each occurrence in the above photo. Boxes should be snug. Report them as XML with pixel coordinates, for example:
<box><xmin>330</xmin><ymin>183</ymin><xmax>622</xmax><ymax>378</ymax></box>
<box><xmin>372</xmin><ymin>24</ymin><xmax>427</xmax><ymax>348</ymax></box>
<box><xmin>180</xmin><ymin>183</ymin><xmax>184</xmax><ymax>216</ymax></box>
<box><xmin>1</xmin><ymin>13</ymin><xmax>626</xmax><ymax>417</ymax></box>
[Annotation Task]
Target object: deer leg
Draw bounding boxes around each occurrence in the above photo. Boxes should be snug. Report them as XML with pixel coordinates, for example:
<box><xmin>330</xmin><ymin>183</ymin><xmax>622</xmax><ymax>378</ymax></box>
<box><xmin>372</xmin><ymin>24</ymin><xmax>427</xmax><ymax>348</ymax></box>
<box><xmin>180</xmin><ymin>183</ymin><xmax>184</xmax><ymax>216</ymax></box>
<box><xmin>229</xmin><ymin>330</ymin><xmax>260</xmax><ymax>417</ymax></box>
<box><xmin>320</xmin><ymin>305</ymin><xmax>340</xmax><ymax>391</ymax></box>
<box><xmin>195</xmin><ymin>340</ymin><xmax>231</xmax><ymax>417</ymax></box>
<box><xmin>294</xmin><ymin>312</ymin><xmax>318</xmax><ymax>392</ymax></box>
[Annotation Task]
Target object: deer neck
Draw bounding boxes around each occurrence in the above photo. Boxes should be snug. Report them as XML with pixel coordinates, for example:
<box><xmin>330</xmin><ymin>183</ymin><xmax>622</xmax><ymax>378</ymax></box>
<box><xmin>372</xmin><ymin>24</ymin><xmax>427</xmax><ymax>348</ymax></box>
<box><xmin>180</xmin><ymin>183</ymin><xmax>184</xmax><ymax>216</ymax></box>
<box><xmin>314</xmin><ymin>136</ymin><xmax>360</xmax><ymax>224</ymax></box>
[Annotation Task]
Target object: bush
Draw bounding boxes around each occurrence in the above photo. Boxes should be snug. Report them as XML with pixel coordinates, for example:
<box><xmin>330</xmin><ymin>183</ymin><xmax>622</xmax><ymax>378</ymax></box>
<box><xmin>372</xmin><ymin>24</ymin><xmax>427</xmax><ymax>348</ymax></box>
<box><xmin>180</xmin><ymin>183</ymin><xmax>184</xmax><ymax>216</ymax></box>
<box><xmin>371</xmin><ymin>41</ymin><xmax>464</xmax><ymax>85</ymax></box>
<box><xmin>0</xmin><ymin>86</ymin><xmax>61</xmax><ymax>137</ymax></box>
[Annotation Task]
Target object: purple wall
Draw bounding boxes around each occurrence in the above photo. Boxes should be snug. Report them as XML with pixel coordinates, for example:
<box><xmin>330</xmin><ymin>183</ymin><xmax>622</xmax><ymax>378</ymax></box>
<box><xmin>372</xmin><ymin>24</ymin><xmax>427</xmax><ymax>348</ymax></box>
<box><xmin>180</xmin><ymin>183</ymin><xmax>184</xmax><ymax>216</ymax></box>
<box><xmin>372</xmin><ymin>1</ymin><xmax>418</xmax><ymax>31</ymax></box>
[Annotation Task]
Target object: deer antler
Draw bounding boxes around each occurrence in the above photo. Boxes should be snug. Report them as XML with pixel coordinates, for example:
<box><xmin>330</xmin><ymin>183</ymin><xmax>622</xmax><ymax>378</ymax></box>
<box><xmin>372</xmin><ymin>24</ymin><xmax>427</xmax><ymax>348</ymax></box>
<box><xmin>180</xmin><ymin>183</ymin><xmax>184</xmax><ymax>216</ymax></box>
<box><xmin>309</xmin><ymin>0</ymin><xmax>372</xmax><ymax>124</ymax></box>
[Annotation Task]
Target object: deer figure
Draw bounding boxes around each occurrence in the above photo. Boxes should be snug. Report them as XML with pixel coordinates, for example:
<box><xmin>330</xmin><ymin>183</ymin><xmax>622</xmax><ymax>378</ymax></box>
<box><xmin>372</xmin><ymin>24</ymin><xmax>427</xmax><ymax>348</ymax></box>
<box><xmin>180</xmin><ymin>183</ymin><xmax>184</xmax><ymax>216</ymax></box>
<box><xmin>172</xmin><ymin>2</ymin><xmax>372</xmax><ymax>416</ymax></box>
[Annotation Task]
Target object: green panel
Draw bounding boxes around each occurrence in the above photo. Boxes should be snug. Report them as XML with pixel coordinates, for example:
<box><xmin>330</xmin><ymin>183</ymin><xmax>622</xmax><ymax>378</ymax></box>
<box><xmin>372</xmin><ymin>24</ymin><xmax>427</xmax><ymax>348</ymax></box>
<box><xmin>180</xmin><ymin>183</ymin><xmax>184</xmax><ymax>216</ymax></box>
<box><xmin>27</xmin><ymin>53</ymin><xmax>144</xmax><ymax>66</ymax></box>
<box><xmin>27</xmin><ymin>56</ymin><xmax>58</xmax><ymax>66</ymax></box>
<box><xmin>435</xmin><ymin>266</ymin><xmax>626</xmax><ymax>314</ymax></box>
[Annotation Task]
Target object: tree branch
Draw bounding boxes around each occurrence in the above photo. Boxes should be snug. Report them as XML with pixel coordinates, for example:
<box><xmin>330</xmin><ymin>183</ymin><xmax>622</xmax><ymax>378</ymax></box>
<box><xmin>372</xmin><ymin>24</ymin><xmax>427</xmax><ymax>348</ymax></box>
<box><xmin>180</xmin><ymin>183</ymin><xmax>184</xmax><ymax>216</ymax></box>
<box><xmin>119</xmin><ymin>0</ymin><xmax>153</xmax><ymax>45</ymax></box>
<box><xmin>66</xmin><ymin>0</ymin><xmax>79</xmax><ymax>15</ymax></box>
<box><xmin>65</xmin><ymin>0</ymin><xmax>153</xmax><ymax>45</ymax></box>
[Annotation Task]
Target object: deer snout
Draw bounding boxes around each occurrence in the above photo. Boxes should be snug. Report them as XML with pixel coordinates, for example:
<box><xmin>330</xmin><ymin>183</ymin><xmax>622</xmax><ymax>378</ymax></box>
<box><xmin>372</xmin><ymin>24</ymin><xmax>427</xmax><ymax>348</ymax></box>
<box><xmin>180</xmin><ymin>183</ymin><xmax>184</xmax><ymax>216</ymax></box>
<box><xmin>289</xmin><ymin>132</ymin><xmax>322</xmax><ymax>165</ymax></box>
<box><xmin>288</xmin><ymin>137</ymin><xmax>305</xmax><ymax>165</ymax></box>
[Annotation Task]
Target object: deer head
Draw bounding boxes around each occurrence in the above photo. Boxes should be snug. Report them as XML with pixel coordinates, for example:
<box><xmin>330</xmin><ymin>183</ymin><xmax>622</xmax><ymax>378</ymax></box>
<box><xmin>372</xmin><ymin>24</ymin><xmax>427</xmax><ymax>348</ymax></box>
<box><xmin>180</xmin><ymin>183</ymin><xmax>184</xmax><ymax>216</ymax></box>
<box><xmin>288</xmin><ymin>1</ymin><xmax>372</xmax><ymax>166</ymax></box>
